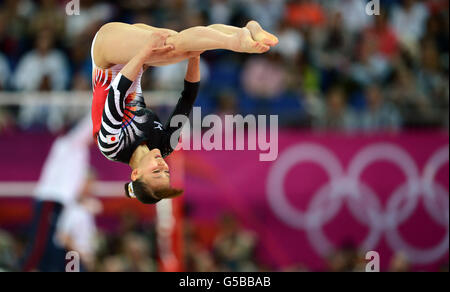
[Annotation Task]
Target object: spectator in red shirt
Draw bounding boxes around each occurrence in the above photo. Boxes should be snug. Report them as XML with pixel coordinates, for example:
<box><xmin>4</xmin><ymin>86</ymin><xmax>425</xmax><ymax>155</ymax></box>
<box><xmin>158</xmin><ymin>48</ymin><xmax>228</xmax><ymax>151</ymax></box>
<box><xmin>363</xmin><ymin>10</ymin><xmax>399</xmax><ymax>59</ymax></box>
<box><xmin>286</xmin><ymin>0</ymin><xmax>326</xmax><ymax>28</ymax></box>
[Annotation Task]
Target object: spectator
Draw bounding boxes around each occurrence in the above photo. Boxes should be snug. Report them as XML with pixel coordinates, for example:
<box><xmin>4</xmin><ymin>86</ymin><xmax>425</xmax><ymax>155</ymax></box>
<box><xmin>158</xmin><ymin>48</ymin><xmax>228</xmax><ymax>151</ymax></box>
<box><xmin>65</xmin><ymin>0</ymin><xmax>114</xmax><ymax>40</ymax></box>
<box><xmin>388</xmin><ymin>65</ymin><xmax>429</xmax><ymax>127</ymax></box>
<box><xmin>120</xmin><ymin>233</ymin><xmax>157</xmax><ymax>272</ymax></box>
<box><xmin>217</xmin><ymin>89</ymin><xmax>239</xmax><ymax>117</ymax></box>
<box><xmin>209</xmin><ymin>0</ymin><xmax>233</xmax><ymax>25</ymax></box>
<box><xmin>360</xmin><ymin>85</ymin><xmax>402</xmax><ymax>132</ymax></box>
<box><xmin>0</xmin><ymin>230</ymin><xmax>18</xmax><ymax>271</ymax></box>
<box><xmin>0</xmin><ymin>51</ymin><xmax>14</xmax><ymax>133</ymax></box>
<box><xmin>0</xmin><ymin>0</ymin><xmax>29</xmax><ymax>64</ymax></box>
<box><xmin>13</xmin><ymin>29</ymin><xmax>69</xmax><ymax>131</ymax></box>
<box><xmin>326</xmin><ymin>0</ymin><xmax>373</xmax><ymax>33</ymax></box>
<box><xmin>363</xmin><ymin>9</ymin><xmax>399</xmax><ymax>59</ymax></box>
<box><xmin>243</xmin><ymin>0</ymin><xmax>286</xmax><ymax>32</ymax></box>
<box><xmin>274</xmin><ymin>21</ymin><xmax>304</xmax><ymax>60</ymax></box>
<box><xmin>416</xmin><ymin>40</ymin><xmax>449</xmax><ymax>127</ymax></box>
<box><xmin>316</xmin><ymin>86</ymin><xmax>357</xmax><ymax>131</ymax></box>
<box><xmin>439</xmin><ymin>262</ymin><xmax>449</xmax><ymax>273</ymax></box>
<box><xmin>241</xmin><ymin>54</ymin><xmax>286</xmax><ymax>99</ymax></box>
<box><xmin>285</xmin><ymin>0</ymin><xmax>326</xmax><ymax>28</ymax></box>
<box><xmin>0</xmin><ymin>52</ymin><xmax>10</xmax><ymax>90</ymax></box>
<box><xmin>391</xmin><ymin>0</ymin><xmax>430</xmax><ymax>53</ymax></box>
<box><xmin>327</xmin><ymin>242</ymin><xmax>360</xmax><ymax>272</ymax></box>
<box><xmin>213</xmin><ymin>214</ymin><xmax>258</xmax><ymax>272</ymax></box>
<box><xmin>314</xmin><ymin>8</ymin><xmax>353</xmax><ymax>74</ymax></box>
<box><xmin>29</xmin><ymin>0</ymin><xmax>66</xmax><ymax>40</ymax></box>
<box><xmin>56</xmin><ymin>171</ymin><xmax>102</xmax><ymax>272</ymax></box>
<box><xmin>13</xmin><ymin>29</ymin><xmax>68</xmax><ymax>91</ymax></box>
<box><xmin>350</xmin><ymin>31</ymin><xmax>391</xmax><ymax>86</ymax></box>
<box><xmin>100</xmin><ymin>255</ymin><xmax>128</xmax><ymax>272</ymax></box>
<box><xmin>152</xmin><ymin>58</ymin><xmax>210</xmax><ymax>91</ymax></box>
<box><xmin>389</xmin><ymin>252</ymin><xmax>411</xmax><ymax>272</ymax></box>
<box><xmin>423</xmin><ymin>11</ymin><xmax>449</xmax><ymax>56</ymax></box>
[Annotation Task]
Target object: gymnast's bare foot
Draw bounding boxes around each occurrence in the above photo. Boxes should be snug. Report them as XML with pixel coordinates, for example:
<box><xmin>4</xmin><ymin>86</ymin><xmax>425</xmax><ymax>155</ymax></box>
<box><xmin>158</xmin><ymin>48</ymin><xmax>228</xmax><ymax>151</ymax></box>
<box><xmin>234</xmin><ymin>28</ymin><xmax>270</xmax><ymax>54</ymax></box>
<box><xmin>246</xmin><ymin>20</ymin><xmax>279</xmax><ymax>47</ymax></box>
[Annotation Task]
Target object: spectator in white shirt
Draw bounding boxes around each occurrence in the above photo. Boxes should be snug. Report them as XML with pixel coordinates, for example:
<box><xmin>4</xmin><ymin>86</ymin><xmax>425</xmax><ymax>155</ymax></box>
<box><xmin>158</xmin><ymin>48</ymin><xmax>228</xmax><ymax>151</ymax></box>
<box><xmin>391</xmin><ymin>0</ymin><xmax>430</xmax><ymax>50</ymax></box>
<box><xmin>13</xmin><ymin>29</ymin><xmax>69</xmax><ymax>131</ymax></box>
<box><xmin>360</xmin><ymin>85</ymin><xmax>402</xmax><ymax>132</ymax></box>
<box><xmin>22</xmin><ymin>115</ymin><xmax>95</xmax><ymax>272</ymax></box>
<box><xmin>13</xmin><ymin>29</ymin><xmax>68</xmax><ymax>91</ymax></box>
<box><xmin>56</xmin><ymin>177</ymin><xmax>101</xmax><ymax>272</ymax></box>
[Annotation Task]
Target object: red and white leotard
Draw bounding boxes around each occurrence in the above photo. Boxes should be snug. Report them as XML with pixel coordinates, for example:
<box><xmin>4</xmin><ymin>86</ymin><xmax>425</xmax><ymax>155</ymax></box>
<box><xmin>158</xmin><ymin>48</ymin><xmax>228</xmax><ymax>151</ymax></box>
<box><xmin>90</xmin><ymin>32</ymin><xmax>199</xmax><ymax>165</ymax></box>
<box><xmin>90</xmin><ymin>32</ymin><xmax>144</xmax><ymax>139</ymax></box>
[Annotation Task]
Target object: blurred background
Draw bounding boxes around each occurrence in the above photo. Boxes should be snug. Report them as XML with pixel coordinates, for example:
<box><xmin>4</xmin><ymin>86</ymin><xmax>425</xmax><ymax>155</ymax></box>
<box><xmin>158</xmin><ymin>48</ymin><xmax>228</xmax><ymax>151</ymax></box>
<box><xmin>0</xmin><ymin>0</ymin><xmax>448</xmax><ymax>272</ymax></box>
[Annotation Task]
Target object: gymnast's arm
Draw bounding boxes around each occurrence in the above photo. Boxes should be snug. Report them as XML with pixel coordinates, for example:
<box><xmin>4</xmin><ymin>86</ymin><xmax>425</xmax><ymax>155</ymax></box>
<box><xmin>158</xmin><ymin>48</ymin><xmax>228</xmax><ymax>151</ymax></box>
<box><xmin>99</xmin><ymin>38</ymin><xmax>175</xmax><ymax>140</ymax></box>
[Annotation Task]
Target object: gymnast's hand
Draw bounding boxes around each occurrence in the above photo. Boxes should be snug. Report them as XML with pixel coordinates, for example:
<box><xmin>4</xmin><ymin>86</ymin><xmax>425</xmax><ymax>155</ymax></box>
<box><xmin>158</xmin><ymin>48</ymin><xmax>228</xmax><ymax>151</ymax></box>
<box><xmin>143</xmin><ymin>32</ymin><xmax>175</xmax><ymax>61</ymax></box>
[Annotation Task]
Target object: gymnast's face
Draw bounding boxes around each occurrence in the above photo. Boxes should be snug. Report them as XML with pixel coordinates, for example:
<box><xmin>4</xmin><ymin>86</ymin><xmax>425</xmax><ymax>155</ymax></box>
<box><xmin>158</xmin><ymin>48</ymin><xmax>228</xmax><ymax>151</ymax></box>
<box><xmin>132</xmin><ymin>149</ymin><xmax>171</xmax><ymax>190</ymax></box>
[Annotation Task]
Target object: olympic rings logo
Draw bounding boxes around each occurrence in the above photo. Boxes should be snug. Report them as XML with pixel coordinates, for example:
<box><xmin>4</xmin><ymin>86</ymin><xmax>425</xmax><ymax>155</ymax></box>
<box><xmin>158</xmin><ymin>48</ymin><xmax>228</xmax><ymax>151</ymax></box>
<box><xmin>267</xmin><ymin>143</ymin><xmax>449</xmax><ymax>264</ymax></box>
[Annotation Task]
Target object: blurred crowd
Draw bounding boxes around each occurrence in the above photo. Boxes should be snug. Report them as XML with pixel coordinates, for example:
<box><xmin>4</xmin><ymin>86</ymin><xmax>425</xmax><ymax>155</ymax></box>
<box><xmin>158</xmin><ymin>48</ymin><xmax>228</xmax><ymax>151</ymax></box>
<box><xmin>0</xmin><ymin>0</ymin><xmax>448</xmax><ymax>132</ymax></box>
<box><xmin>1</xmin><ymin>212</ymin><xmax>449</xmax><ymax>272</ymax></box>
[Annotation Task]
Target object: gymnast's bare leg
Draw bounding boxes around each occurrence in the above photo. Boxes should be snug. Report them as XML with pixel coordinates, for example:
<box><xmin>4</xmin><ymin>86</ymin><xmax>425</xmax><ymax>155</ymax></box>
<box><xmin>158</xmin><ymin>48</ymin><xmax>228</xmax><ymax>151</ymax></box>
<box><xmin>93</xmin><ymin>21</ymin><xmax>277</xmax><ymax>69</ymax></box>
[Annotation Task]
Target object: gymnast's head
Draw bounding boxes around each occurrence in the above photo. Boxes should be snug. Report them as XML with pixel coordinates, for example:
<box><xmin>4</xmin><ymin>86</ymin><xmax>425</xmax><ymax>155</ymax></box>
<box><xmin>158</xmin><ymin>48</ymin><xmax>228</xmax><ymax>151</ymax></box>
<box><xmin>125</xmin><ymin>148</ymin><xmax>183</xmax><ymax>204</ymax></box>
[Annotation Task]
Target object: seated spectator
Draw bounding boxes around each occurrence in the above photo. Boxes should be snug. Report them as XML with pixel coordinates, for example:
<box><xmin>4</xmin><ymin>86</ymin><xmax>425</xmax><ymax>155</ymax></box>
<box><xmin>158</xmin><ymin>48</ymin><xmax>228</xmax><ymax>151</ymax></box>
<box><xmin>327</xmin><ymin>242</ymin><xmax>360</xmax><ymax>272</ymax></box>
<box><xmin>13</xmin><ymin>29</ymin><xmax>68</xmax><ymax>91</ymax></box>
<box><xmin>416</xmin><ymin>40</ymin><xmax>449</xmax><ymax>127</ymax></box>
<box><xmin>350</xmin><ymin>34</ymin><xmax>391</xmax><ymax>86</ymax></box>
<box><xmin>389</xmin><ymin>252</ymin><xmax>411</xmax><ymax>272</ymax></box>
<box><xmin>152</xmin><ymin>58</ymin><xmax>210</xmax><ymax>91</ymax></box>
<box><xmin>13</xmin><ymin>29</ymin><xmax>69</xmax><ymax>131</ymax></box>
<box><xmin>120</xmin><ymin>233</ymin><xmax>156</xmax><ymax>272</ymax></box>
<box><xmin>0</xmin><ymin>1</ymin><xmax>29</xmax><ymax>63</ymax></box>
<box><xmin>0</xmin><ymin>230</ymin><xmax>18</xmax><ymax>271</ymax></box>
<box><xmin>286</xmin><ymin>0</ymin><xmax>326</xmax><ymax>28</ymax></box>
<box><xmin>243</xmin><ymin>0</ymin><xmax>285</xmax><ymax>32</ymax></box>
<box><xmin>209</xmin><ymin>0</ymin><xmax>233</xmax><ymax>25</ymax></box>
<box><xmin>316</xmin><ymin>86</ymin><xmax>357</xmax><ymax>132</ymax></box>
<box><xmin>388</xmin><ymin>65</ymin><xmax>429</xmax><ymax>127</ymax></box>
<box><xmin>274</xmin><ymin>21</ymin><xmax>304</xmax><ymax>61</ymax></box>
<box><xmin>391</xmin><ymin>0</ymin><xmax>429</xmax><ymax>53</ymax></box>
<box><xmin>360</xmin><ymin>85</ymin><xmax>402</xmax><ymax>132</ymax></box>
<box><xmin>213</xmin><ymin>214</ymin><xmax>258</xmax><ymax>272</ymax></box>
<box><xmin>326</xmin><ymin>0</ymin><xmax>373</xmax><ymax>33</ymax></box>
<box><xmin>0</xmin><ymin>53</ymin><xmax>13</xmax><ymax>132</ymax></box>
<box><xmin>362</xmin><ymin>9</ymin><xmax>399</xmax><ymax>60</ymax></box>
<box><xmin>241</xmin><ymin>54</ymin><xmax>286</xmax><ymax>99</ymax></box>
<box><xmin>0</xmin><ymin>52</ymin><xmax>10</xmax><ymax>90</ymax></box>
<box><xmin>29</xmin><ymin>0</ymin><xmax>66</xmax><ymax>40</ymax></box>
<box><xmin>65</xmin><ymin>0</ymin><xmax>114</xmax><ymax>40</ymax></box>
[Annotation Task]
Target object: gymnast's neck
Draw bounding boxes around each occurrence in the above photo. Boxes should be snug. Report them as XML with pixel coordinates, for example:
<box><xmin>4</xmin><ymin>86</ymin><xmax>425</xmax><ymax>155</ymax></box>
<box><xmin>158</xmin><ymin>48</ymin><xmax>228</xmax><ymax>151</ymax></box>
<box><xmin>129</xmin><ymin>145</ymin><xmax>150</xmax><ymax>169</ymax></box>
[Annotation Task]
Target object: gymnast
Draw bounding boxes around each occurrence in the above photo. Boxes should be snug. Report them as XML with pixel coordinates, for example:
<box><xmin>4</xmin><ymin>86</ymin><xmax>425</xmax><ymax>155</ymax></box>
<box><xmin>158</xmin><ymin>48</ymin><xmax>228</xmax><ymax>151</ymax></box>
<box><xmin>91</xmin><ymin>21</ymin><xmax>278</xmax><ymax>204</ymax></box>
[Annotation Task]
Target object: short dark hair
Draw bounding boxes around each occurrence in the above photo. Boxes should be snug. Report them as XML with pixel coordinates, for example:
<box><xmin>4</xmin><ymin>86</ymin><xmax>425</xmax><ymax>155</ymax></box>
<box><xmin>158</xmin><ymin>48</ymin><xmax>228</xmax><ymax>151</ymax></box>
<box><xmin>124</xmin><ymin>179</ymin><xmax>184</xmax><ymax>205</ymax></box>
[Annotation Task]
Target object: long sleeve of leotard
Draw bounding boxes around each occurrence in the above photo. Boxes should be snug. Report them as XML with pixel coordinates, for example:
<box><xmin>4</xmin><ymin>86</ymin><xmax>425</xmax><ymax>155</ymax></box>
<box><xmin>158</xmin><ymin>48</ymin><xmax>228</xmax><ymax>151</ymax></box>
<box><xmin>160</xmin><ymin>80</ymin><xmax>200</xmax><ymax>157</ymax></box>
